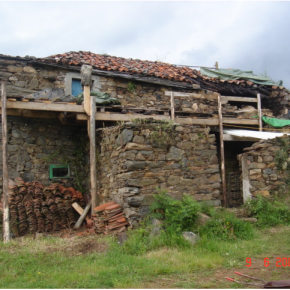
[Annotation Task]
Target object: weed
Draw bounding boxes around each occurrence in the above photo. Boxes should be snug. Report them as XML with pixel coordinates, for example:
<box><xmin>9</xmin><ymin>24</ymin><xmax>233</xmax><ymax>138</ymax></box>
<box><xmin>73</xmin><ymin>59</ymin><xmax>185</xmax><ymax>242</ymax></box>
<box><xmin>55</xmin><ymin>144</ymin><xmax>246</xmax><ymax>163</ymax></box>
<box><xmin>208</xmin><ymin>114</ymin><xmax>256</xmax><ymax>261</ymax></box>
<box><xmin>127</xmin><ymin>81</ymin><xmax>136</xmax><ymax>92</ymax></box>
<box><xmin>150</xmin><ymin>189</ymin><xmax>201</xmax><ymax>233</ymax></box>
<box><xmin>198</xmin><ymin>209</ymin><xmax>254</xmax><ymax>241</ymax></box>
<box><xmin>245</xmin><ymin>195</ymin><xmax>290</xmax><ymax>227</ymax></box>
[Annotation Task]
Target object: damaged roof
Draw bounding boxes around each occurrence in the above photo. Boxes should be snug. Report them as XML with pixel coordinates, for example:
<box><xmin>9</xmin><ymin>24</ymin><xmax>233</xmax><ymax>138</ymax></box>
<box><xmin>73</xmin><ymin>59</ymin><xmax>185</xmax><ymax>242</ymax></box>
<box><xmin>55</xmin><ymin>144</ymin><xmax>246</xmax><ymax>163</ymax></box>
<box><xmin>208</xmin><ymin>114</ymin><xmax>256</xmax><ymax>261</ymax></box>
<box><xmin>0</xmin><ymin>51</ymin><xmax>287</xmax><ymax>98</ymax></box>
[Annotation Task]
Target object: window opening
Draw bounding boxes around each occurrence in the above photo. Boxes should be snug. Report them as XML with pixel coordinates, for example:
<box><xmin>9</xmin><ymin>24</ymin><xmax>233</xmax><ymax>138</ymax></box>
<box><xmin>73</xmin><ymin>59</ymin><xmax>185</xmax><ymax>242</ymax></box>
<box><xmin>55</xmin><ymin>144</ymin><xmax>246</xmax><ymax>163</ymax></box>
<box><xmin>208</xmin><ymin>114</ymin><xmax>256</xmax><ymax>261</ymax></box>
<box><xmin>49</xmin><ymin>164</ymin><xmax>70</xmax><ymax>179</ymax></box>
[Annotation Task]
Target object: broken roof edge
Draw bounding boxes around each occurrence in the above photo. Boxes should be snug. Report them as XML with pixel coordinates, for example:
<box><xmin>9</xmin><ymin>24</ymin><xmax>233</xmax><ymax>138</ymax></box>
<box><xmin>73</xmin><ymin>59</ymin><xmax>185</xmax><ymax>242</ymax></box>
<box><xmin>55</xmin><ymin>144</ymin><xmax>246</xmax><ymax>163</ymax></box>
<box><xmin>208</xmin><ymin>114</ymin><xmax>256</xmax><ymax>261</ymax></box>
<box><xmin>200</xmin><ymin>67</ymin><xmax>283</xmax><ymax>87</ymax></box>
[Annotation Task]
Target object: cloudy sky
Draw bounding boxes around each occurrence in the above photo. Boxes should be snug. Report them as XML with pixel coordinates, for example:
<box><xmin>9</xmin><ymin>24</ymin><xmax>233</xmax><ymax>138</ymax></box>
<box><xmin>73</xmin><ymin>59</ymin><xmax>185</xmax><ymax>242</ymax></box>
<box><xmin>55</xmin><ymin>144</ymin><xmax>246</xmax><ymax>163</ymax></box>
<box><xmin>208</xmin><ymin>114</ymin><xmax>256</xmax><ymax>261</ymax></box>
<box><xmin>1</xmin><ymin>1</ymin><xmax>290</xmax><ymax>88</ymax></box>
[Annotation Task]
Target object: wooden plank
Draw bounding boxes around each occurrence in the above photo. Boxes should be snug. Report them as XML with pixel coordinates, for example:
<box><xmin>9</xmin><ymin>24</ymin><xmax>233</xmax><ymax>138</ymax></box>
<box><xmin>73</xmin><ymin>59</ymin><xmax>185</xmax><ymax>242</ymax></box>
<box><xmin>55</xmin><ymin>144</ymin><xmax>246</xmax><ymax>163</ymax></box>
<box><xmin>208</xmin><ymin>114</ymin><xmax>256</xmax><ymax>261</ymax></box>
<box><xmin>83</xmin><ymin>85</ymin><xmax>91</xmax><ymax>115</ymax></box>
<box><xmin>72</xmin><ymin>202</ymin><xmax>89</xmax><ymax>221</ymax></box>
<box><xmin>1</xmin><ymin>82</ymin><xmax>10</xmax><ymax>243</ymax></box>
<box><xmin>257</xmin><ymin>93</ymin><xmax>262</xmax><ymax>131</ymax></box>
<box><xmin>21</xmin><ymin>110</ymin><xmax>58</xmax><ymax>119</ymax></box>
<box><xmin>165</xmin><ymin>91</ymin><xmax>217</xmax><ymax>100</ymax></box>
<box><xmin>74</xmin><ymin>200</ymin><xmax>91</xmax><ymax>229</ymax></box>
<box><xmin>218</xmin><ymin>94</ymin><xmax>227</xmax><ymax>207</ymax></box>
<box><xmin>170</xmin><ymin>91</ymin><xmax>175</xmax><ymax>122</ymax></box>
<box><xmin>222</xmin><ymin>118</ymin><xmax>259</xmax><ymax>125</ymax></box>
<box><xmin>221</xmin><ymin>96</ymin><xmax>257</xmax><ymax>103</ymax></box>
<box><xmin>90</xmin><ymin>95</ymin><xmax>97</xmax><ymax>214</ymax></box>
<box><xmin>0</xmin><ymin>101</ymin><xmax>85</xmax><ymax>113</ymax></box>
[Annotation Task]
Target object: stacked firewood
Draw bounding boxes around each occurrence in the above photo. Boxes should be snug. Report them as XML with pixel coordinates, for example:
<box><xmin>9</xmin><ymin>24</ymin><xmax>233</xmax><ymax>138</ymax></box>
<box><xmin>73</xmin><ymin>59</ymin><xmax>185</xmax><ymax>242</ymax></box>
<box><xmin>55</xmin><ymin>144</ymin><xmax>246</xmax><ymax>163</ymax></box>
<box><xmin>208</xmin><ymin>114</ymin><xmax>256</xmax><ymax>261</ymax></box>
<box><xmin>8</xmin><ymin>177</ymin><xmax>86</xmax><ymax>236</ymax></box>
<box><xmin>93</xmin><ymin>201</ymin><xmax>128</xmax><ymax>235</ymax></box>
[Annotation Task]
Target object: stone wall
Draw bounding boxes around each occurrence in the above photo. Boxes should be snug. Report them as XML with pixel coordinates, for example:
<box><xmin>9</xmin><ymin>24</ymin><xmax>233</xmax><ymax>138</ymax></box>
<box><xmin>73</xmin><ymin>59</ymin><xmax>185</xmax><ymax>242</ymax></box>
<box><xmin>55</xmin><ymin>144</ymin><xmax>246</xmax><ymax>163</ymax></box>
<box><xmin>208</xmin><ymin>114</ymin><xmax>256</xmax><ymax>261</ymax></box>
<box><xmin>0</xmin><ymin>116</ymin><xmax>89</xmax><ymax>196</ymax></box>
<box><xmin>97</xmin><ymin>121</ymin><xmax>221</xmax><ymax>227</ymax></box>
<box><xmin>238</xmin><ymin>136</ymin><xmax>290</xmax><ymax>197</ymax></box>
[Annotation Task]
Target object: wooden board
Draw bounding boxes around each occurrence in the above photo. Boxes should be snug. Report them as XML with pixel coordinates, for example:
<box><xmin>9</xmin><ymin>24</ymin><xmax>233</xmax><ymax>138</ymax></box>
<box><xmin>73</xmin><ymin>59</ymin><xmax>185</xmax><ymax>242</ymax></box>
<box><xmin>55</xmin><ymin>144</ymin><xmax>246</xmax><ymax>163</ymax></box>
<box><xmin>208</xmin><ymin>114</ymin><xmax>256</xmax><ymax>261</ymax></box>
<box><xmin>221</xmin><ymin>96</ymin><xmax>257</xmax><ymax>103</ymax></box>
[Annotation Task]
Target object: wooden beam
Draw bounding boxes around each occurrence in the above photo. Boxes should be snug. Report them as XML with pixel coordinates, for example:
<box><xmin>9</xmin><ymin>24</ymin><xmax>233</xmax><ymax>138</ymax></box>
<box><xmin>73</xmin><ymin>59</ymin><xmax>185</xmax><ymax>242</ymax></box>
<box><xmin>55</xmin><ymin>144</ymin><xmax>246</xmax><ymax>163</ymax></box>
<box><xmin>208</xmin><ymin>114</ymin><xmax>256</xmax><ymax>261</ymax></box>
<box><xmin>257</xmin><ymin>93</ymin><xmax>262</xmax><ymax>132</ymax></box>
<box><xmin>218</xmin><ymin>94</ymin><xmax>227</xmax><ymax>207</ymax></box>
<box><xmin>72</xmin><ymin>202</ymin><xmax>90</xmax><ymax>222</ymax></box>
<box><xmin>221</xmin><ymin>96</ymin><xmax>257</xmax><ymax>103</ymax></box>
<box><xmin>170</xmin><ymin>92</ymin><xmax>175</xmax><ymax>122</ymax></box>
<box><xmin>0</xmin><ymin>101</ymin><xmax>85</xmax><ymax>113</ymax></box>
<box><xmin>222</xmin><ymin>118</ymin><xmax>258</xmax><ymax>125</ymax></box>
<box><xmin>74</xmin><ymin>200</ymin><xmax>92</xmax><ymax>229</ymax></box>
<box><xmin>83</xmin><ymin>85</ymin><xmax>91</xmax><ymax>115</ymax></box>
<box><xmin>1</xmin><ymin>82</ymin><xmax>10</xmax><ymax>243</ymax></box>
<box><xmin>165</xmin><ymin>91</ymin><xmax>217</xmax><ymax>100</ymax></box>
<box><xmin>89</xmin><ymin>95</ymin><xmax>97</xmax><ymax>214</ymax></box>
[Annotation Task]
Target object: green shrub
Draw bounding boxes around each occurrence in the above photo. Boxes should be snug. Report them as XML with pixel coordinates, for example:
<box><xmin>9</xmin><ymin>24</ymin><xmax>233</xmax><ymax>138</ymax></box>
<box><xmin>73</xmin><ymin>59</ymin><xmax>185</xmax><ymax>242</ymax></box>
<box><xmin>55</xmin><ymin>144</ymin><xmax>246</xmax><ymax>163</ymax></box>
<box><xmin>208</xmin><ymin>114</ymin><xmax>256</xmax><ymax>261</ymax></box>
<box><xmin>245</xmin><ymin>195</ymin><xmax>290</xmax><ymax>227</ymax></box>
<box><xmin>150</xmin><ymin>189</ymin><xmax>201</xmax><ymax>233</ymax></box>
<box><xmin>198</xmin><ymin>209</ymin><xmax>254</xmax><ymax>241</ymax></box>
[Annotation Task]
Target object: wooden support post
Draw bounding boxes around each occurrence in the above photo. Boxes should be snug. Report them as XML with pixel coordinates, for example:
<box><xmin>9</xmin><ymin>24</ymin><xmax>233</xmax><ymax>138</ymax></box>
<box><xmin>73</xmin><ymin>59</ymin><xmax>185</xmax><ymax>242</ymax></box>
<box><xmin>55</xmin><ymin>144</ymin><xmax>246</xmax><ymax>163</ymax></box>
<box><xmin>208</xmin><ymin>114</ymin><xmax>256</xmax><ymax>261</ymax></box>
<box><xmin>90</xmin><ymin>95</ymin><xmax>97</xmax><ymax>215</ymax></box>
<box><xmin>1</xmin><ymin>82</ymin><xmax>10</xmax><ymax>242</ymax></box>
<box><xmin>83</xmin><ymin>85</ymin><xmax>91</xmax><ymax>116</ymax></box>
<box><xmin>170</xmin><ymin>91</ymin><xmax>175</xmax><ymax>122</ymax></box>
<box><xmin>218</xmin><ymin>94</ymin><xmax>227</xmax><ymax>207</ymax></box>
<box><xmin>257</xmin><ymin>93</ymin><xmax>262</xmax><ymax>132</ymax></box>
<box><xmin>241</xmin><ymin>154</ymin><xmax>252</xmax><ymax>203</ymax></box>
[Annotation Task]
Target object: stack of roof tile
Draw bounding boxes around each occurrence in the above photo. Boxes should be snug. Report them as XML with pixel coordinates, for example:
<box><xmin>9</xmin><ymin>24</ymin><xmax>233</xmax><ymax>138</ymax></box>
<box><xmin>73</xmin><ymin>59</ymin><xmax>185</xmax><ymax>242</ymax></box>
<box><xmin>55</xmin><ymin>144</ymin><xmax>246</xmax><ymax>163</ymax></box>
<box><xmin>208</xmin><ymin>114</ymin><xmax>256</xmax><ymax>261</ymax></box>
<box><xmin>93</xmin><ymin>201</ymin><xmax>128</xmax><ymax>235</ymax></box>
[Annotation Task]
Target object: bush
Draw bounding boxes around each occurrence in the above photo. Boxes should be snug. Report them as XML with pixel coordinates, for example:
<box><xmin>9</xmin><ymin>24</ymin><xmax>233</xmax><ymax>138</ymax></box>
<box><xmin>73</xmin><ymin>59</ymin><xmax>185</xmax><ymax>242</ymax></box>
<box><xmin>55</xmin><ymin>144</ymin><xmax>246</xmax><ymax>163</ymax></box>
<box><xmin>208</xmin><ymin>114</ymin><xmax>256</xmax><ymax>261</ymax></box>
<box><xmin>245</xmin><ymin>195</ymin><xmax>290</xmax><ymax>227</ymax></box>
<box><xmin>198</xmin><ymin>209</ymin><xmax>254</xmax><ymax>241</ymax></box>
<box><xmin>150</xmin><ymin>189</ymin><xmax>201</xmax><ymax>233</ymax></box>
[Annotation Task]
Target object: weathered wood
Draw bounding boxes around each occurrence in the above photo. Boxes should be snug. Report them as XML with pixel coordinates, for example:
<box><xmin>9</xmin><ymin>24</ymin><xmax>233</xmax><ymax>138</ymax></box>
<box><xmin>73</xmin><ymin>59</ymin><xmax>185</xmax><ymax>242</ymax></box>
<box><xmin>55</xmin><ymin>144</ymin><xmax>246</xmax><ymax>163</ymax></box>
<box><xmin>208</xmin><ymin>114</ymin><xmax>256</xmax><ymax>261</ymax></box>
<box><xmin>72</xmin><ymin>202</ymin><xmax>90</xmax><ymax>221</ymax></box>
<box><xmin>218</xmin><ymin>94</ymin><xmax>227</xmax><ymax>207</ymax></box>
<box><xmin>1</xmin><ymin>82</ymin><xmax>10</xmax><ymax>243</ymax></box>
<box><xmin>170</xmin><ymin>92</ymin><xmax>175</xmax><ymax>122</ymax></box>
<box><xmin>90</xmin><ymin>95</ymin><xmax>97</xmax><ymax>214</ymax></box>
<box><xmin>165</xmin><ymin>91</ymin><xmax>217</xmax><ymax>100</ymax></box>
<box><xmin>83</xmin><ymin>85</ymin><xmax>91</xmax><ymax>116</ymax></box>
<box><xmin>257</xmin><ymin>93</ymin><xmax>262</xmax><ymax>131</ymax></box>
<box><xmin>241</xmin><ymin>154</ymin><xmax>252</xmax><ymax>203</ymax></box>
<box><xmin>0</xmin><ymin>101</ymin><xmax>85</xmax><ymax>113</ymax></box>
<box><xmin>74</xmin><ymin>200</ymin><xmax>92</xmax><ymax>229</ymax></box>
<box><xmin>221</xmin><ymin>96</ymin><xmax>257</xmax><ymax>103</ymax></box>
<box><xmin>222</xmin><ymin>118</ymin><xmax>258</xmax><ymax>125</ymax></box>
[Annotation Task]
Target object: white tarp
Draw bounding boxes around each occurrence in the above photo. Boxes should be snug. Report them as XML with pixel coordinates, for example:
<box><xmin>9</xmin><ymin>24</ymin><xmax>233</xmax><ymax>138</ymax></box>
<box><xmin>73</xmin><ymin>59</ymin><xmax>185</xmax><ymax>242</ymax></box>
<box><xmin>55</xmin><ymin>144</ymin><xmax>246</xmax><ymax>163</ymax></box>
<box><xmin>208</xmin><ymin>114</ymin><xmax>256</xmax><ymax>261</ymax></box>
<box><xmin>224</xmin><ymin>129</ymin><xmax>290</xmax><ymax>140</ymax></box>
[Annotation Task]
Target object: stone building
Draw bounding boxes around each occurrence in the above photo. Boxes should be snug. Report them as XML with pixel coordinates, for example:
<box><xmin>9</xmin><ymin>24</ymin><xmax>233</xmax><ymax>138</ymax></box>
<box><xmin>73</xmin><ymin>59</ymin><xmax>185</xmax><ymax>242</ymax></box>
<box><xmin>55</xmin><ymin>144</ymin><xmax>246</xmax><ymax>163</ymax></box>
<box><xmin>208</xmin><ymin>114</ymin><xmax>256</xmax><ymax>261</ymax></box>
<box><xmin>0</xmin><ymin>51</ymin><xmax>290</xmax><ymax>225</ymax></box>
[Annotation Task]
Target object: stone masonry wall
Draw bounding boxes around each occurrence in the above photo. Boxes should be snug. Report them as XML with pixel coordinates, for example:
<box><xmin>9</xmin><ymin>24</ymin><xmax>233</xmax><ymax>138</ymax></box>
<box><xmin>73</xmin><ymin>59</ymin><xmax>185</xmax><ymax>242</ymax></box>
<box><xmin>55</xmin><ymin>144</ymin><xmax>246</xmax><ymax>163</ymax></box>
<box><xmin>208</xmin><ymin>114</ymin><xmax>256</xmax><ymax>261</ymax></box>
<box><xmin>239</xmin><ymin>135</ymin><xmax>290</xmax><ymax>197</ymax></box>
<box><xmin>0</xmin><ymin>116</ymin><xmax>89</xmax><ymax>196</ymax></box>
<box><xmin>97</xmin><ymin>121</ymin><xmax>221</xmax><ymax>227</ymax></box>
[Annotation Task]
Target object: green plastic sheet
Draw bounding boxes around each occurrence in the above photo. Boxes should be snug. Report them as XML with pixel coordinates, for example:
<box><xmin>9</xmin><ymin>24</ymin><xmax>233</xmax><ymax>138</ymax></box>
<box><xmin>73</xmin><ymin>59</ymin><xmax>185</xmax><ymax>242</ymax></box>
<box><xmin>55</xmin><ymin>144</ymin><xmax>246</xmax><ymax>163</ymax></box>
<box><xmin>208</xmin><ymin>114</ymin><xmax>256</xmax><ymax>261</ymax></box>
<box><xmin>200</xmin><ymin>67</ymin><xmax>283</xmax><ymax>86</ymax></box>
<box><xmin>262</xmin><ymin>116</ymin><xmax>290</xmax><ymax>128</ymax></box>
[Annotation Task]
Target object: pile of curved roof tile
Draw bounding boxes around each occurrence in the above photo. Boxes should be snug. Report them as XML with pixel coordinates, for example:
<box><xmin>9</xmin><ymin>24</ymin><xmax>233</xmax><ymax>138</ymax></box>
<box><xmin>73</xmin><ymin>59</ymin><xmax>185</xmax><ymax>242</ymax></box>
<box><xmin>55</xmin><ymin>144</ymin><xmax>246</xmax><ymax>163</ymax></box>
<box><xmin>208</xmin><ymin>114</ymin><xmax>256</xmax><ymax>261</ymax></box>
<box><xmin>8</xmin><ymin>177</ymin><xmax>86</xmax><ymax>236</ymax></box>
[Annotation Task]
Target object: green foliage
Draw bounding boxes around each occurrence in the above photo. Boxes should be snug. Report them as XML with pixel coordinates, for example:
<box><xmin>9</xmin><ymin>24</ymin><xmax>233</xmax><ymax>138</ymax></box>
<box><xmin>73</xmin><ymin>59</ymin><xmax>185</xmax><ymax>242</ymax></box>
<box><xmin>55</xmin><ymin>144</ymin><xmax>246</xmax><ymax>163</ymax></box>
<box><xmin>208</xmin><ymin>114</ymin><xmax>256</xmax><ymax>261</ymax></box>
<box><xmin>121</xmin><ymin>226</ymin><xmax>192</xmax><ymax>256</ymax></box>
<box><xmin>245</xmin><ymin>195</ymin><xmax>290</xmax><ymax>227</ymax></box>
<box><xmin>275</xmin><ymin>137</ymin><xmax>290</xmax><ymax>185</ymax></box>
<box><xmin>198</xmin><ymin>209</ymin><xmax>254</xmax><ymax>241</ymax></box>
<box><xmin>150</xmin><ymin>189</ymin><xmax>201</xmax><ymax>233</ymax></box>
<box><xmin>127</xmin><ymin>81</ymin><xmax>136</xmax><ymax>92</ymax></box>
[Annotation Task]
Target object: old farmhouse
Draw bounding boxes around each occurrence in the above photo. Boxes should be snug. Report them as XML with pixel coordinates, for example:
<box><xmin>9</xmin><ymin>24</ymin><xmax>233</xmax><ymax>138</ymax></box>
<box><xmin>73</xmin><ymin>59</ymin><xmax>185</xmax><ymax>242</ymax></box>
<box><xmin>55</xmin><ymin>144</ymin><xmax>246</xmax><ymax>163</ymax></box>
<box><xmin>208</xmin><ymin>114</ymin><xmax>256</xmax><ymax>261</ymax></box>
<box><xmin>1</xmin><ymin>51</ymin><xmax>290</xmax><ymax>234</ymax></box>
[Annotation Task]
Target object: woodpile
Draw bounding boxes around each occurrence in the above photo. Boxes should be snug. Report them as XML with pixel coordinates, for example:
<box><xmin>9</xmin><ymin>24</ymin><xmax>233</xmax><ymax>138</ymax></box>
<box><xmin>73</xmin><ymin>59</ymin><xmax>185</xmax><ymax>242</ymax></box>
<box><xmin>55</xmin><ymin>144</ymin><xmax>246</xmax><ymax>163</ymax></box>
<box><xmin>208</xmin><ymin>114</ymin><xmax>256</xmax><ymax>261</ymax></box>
<box><xmin>93</xmin><ymin>201</ymin><xmax>128</xmax><ymax>235</ymax></box>
<box><xmin>7</xmin><ymin>177</ymin><xmax>86</xmax><ymax>236</ymax></box>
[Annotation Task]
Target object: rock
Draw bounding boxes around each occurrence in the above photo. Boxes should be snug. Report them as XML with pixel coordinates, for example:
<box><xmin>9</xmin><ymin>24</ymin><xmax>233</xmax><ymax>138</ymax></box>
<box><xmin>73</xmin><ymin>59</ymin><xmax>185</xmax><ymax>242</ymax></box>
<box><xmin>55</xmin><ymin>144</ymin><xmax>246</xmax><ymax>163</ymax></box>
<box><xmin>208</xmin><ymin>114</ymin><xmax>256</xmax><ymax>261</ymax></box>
<box><xmin>196</xmin><ymin>213</ymin><xmax>211</xmax><ymax>225</ymax></box>
<box><xmin>116</xmin><ymin>129</ymin><xmax>133</xmax><ymax>146</ymax></box>
<box><xmin>118</xmin><ymin>187</ymin><xmax>140</xmax><ymax>196</ymax></box>
<box><xmin>149</xmin><ymin>218</ymin><xmax>163</xmax><ymax>237</ymax></box>
<box><xmin>124</xmin><ymin>161</ymin><xmax>146</xmax><ymax>171</ymax></box>
<box><xmin>166</xmin><ymin>146</ymin><xmax>185</xmax><ymax>161</ymax></box>
<box><xmin>125</xmin><ymin>143</ymin><xmax>153</xmax><ymax>151</ymax></box>
<box><xmin>126</xmin><ymin>179</ymin><xmax>158</xmax><ymax>187</ymax></box>
<box><xmin>167</xmin><ymin>175</ymin><xmax>180</xmax><ymax>186</ymax></box>
<box><xmin>241</xmin><ymin>218</ymin><xmax>258</xmax><ymax>223</ymax></box>
<box><xmin>182</xmin><ymin>232</ymin><xmax>200</xmax><ymax>245</ymax></box>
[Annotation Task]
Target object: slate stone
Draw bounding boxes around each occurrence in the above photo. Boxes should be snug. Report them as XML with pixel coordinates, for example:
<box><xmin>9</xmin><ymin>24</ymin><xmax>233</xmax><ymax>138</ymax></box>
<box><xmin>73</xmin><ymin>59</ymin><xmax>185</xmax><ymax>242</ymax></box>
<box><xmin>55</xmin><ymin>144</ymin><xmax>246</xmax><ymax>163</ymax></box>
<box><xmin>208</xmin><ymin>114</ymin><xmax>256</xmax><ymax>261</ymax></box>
<box><xmin>166</xmin><ymin>146</ymin><xmax>185</xmax><ymax>161</ymax></box>
<box><xmin>124</xmin><ymin>161</ymin><xmax>146</xmax><ymax>171</ymax></box>
<box><xmin>116</xmin><ymin>129</ymin><xmax>133</xmax><ymax>146</ymax></box>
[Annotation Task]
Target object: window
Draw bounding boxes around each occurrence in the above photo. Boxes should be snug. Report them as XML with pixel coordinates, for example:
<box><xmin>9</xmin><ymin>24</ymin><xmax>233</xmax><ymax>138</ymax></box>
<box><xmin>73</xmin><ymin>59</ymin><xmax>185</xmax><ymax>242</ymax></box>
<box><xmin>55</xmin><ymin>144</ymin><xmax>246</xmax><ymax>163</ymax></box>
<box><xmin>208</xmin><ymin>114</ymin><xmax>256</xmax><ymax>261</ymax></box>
<box><xmin>64</xmin><ymin>73</ymin><xmax>101</xmax><ymax>97</ymax></box>
<box><xmin>72</xmin><ymin>78</ymin><xmax>83</xmax><ymax>96</ymax></box>
<box><xmin>49</xmin><ymin>164</ymin><xmax>70</xmax><ymax>179</ymax></box>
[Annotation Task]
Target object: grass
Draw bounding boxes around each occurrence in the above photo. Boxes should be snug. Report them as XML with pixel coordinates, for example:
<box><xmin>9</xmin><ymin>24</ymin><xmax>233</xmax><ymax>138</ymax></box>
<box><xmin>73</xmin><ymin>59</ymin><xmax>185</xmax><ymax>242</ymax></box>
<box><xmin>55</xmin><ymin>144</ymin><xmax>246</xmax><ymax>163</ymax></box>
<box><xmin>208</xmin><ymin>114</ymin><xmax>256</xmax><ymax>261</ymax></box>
<box><xmin>1</xmin><ymin>225</ymin><xmax>290</xmax><ymax>288</ymax></box>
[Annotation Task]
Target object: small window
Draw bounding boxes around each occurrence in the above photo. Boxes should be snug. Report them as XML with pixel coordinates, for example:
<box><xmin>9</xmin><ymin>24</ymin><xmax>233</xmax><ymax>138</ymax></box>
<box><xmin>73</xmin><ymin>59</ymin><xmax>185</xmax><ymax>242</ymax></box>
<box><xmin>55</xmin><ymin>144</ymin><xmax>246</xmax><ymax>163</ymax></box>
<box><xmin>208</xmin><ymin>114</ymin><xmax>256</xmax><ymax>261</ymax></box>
<box><xmin>49</xmin><ymin>164</ymin><xmax>70</xmax><ymax>179</ymax></box>
<box><xmin>72</xmin><ymin>78</ymin><xmax>83</xmax><ymax>96</ymax></box>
